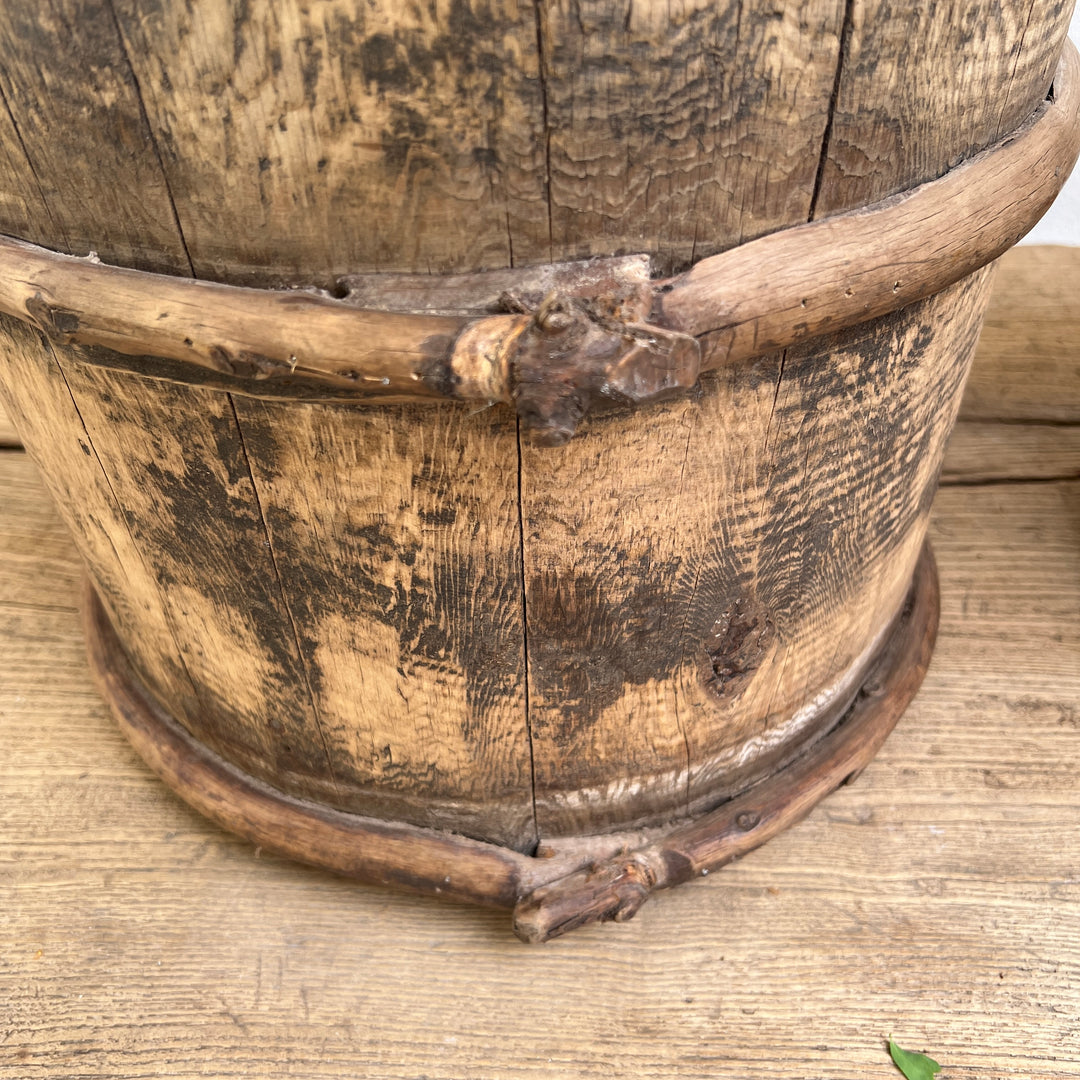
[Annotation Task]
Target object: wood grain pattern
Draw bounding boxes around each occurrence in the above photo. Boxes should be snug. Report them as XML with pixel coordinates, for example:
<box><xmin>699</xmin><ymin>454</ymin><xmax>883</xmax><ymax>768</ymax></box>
<box><xmin>537</xmin><ymin>0</ymin><xmax>845</xmax><ymax>272</ymax></box>
<box><xmin>50</xmin><ymin>361</ymin><xmax>344</xmax><ymax>808</ymax></box>
<box><xmin>960</xmin><ymin>245</ymin><xmax>1080</xmax><ymax>424</ymax></box>
<box><xmin>655</xmin><ymin>40</ymin><xmax>1080</xmax><ymax>366</ymax></box>
<box><xmin>521</xmin><ymin>267</ymin><xmax>994</xmax><ymax>836</ymax></box>
<box><xmin>0</xmin><ymin>0</ymin><xmax>1068</xmax><ymax>289</ymax></box>
<box><xmin>813</xmin><ymin>0</ymin><xmax>1073</xmax><ymax>216</ymax></box>
<box><xmin>0</xmin><ymin>0</ymin><xmax>1074</xmax><ymax>922</ymax></box>
<box><xmin>1</xmin><ymin>457</ymin><xmax>1078</xmax><ymax>1076</ymax></box>
<box><xmin>106</xmin><ymin>0</ymin><xmax>550</xmax><ymax>284</ymax></box>
<box><xmin>2</xmin><ymin>244</ymin><xmax>1070</xmax><ymax>456</ymax></box>
<box><xmin>0</xmin><ymin>39</ymin><xmax>1075</xmax><ymax>420</ymax></box>
<box><xmin>0</xmin><ymin>0</ymin><xmax>193</xmax><ymax>274</ymax></box>
<box><xmin>227</xmin><ymin>396</ymin><xmax>536</xmax><ymax>848</ymax></box>
<box><xmin>941</xmin><ymin>419</ymin><xmax>1080</xmax><ymax>483</ymax></box>
<box><xmin>0</xmin><ymin>396</ymin><xmax>19</xmax><ymax>447</ymax></box>
<box><xmin>0</xmin><ymin>316</ymin><xmax>202</xmax><ymax>725</ymax></box>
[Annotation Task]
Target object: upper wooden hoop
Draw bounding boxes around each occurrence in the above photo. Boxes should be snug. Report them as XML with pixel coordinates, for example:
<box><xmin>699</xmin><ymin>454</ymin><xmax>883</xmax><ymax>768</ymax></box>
<box><xmin>0</xmin><ymin>41</ymin><xmax>1077</xmax><ymax>439</ymax></box>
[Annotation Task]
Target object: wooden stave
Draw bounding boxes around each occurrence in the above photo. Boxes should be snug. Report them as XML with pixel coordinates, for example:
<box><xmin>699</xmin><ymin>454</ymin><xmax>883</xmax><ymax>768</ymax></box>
<box><xmin>0</xmin><ymin>2</ymin><xmax>1069</xmax><ymax>881</ymax></box>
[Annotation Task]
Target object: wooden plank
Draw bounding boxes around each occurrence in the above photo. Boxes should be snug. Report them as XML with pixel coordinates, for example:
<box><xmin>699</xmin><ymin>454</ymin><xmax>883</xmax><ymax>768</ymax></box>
<box><xmin>0</xmin><ymin>317</ymin><xmax>202</xmax><ymax>722</ymax></box>
<box><xmin>520</xmin><ymin>266</ymin><xmax>994</xmax><ymax>837</ymax></box>
<box><xmin>228</xmin><ymin>395</ymin><xmax>536</xmax><ymax>849</ymax></box>
<box><xmin>51</xmin><ymin>359</ymin><xmax>342</xmax><ymax>810</ymax></box>
<box><xmin>537</xmin><ymin>0</ymin><xmax>845</xmax><ymax>272</ymax></box>
<box><xmin>942</xmin><ymin>419</ymin><xmax>1080</xmax><ymax>483</ymax></box>
<box><xmin>1</xmin><ymin>456</ymin><xmax>1078</xmax><ymax>1078</ymax></box>
<box><xmin>0</xmin><ymin>396</ymin><xmax>19</xmax><ymax>447</ymax></box>
<box><xmin>0</xmin><ymin>0</ymin><xmax>193</xmax><ymax>274</ymax></box>
<box><xmin>0</xmin><ymin>451</ymin><xmax>81</xmax><ymax>611</ymax></box>
<box><xmin>942</xmin><ymin>246</ymin><xmax>1080</xmax><ymax>482</ymax></box>
<box><xmin>961</xmin><ymin>245</ymin><xmax>1080</xmax><ymax>423</ymax></box>
<box><xmin>814</xmin><ymin>0</ymin><xmax>1071</xmax><ymax>217</ymax></box>
<box><xmin>105</xmin><ymin>0</ymin><xmax>548</xmax><ymax>284</ymax></box>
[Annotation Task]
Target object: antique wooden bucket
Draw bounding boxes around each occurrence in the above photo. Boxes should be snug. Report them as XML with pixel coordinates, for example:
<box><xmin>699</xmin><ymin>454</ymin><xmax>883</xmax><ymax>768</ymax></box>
<box><xmin>1</xmin><ymin>2</ymin><xmax>1078</xmax><ymax>941</ymax></box>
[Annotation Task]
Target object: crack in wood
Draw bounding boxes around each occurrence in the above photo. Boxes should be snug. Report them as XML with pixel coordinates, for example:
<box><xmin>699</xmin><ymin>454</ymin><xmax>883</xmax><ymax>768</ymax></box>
<box><xmin>809</xmin><ymin>0</ymin><xmax>856</xmax><ymax>223</ymax></box>
<box><xmin>48</xmin><ymin>347</ymin><xmax>204</xmax><ymax>715</ymax></box>
<box><xmin>226</xmin><ymin>393</ymin><xmax>343</xmax><ymax>800</ymax></box>
<box><xmin>532</xmin><ymin>1</ymin><xmax>554</xmax><ymax>262</ymax></box>
<box><xmin>104</xmin><ymin>0</ymin><xmax>195</xmax><ymax>278</ymax></box>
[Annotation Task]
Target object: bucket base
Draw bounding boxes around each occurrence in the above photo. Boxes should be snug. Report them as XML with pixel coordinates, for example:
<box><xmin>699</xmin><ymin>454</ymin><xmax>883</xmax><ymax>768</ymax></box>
<box><xmin>84</xmin><ymin>543</ymin><xmax>939</xmax><ymax>941</ymax></box>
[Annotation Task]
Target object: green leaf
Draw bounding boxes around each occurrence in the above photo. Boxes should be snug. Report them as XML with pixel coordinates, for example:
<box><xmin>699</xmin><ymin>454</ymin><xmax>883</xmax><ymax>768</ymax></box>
<box><xmin>889</xmin><ymin>1038</ymin><xmax>942</xmax><ymax>1080</ymax></box>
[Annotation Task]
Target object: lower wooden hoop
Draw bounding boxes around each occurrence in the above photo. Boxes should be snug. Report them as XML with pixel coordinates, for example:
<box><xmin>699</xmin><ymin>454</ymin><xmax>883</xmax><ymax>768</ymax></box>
<box><xmin>84</xmin><ymin>542</ymin><xmax>939</xmax><ymax>942</ymax></box>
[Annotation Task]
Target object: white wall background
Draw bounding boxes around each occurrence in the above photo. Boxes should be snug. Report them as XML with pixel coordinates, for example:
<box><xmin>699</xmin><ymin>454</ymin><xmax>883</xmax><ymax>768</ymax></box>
<box><xmin>1019</xmin><ymin>8</ymin><xmax>1080</xmax><ymax>244</ymax></box>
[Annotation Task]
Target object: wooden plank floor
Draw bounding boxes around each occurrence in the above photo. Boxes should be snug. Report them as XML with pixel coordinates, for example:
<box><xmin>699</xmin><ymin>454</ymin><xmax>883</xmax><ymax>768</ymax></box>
<box><xmin>1</xmin><ymin>247</ymin><xmax>1078</xmax><ymax>1079</ymax></box>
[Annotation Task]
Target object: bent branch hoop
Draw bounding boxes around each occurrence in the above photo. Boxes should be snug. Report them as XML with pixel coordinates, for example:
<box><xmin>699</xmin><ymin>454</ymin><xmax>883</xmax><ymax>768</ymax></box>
<box><xmin>87</xmin><ymin>545</ymin><xmax>938</xmax><ymax>942</ymax></box>
<box><xmin>4</xmin><ymin>37</ymin><xmax>1078</xmax><ymax>943</ymax></box>
<box><xmin>2</xmin><ymin>44</ymin><xmax>1079</xmax><ymax>444</ymax></box>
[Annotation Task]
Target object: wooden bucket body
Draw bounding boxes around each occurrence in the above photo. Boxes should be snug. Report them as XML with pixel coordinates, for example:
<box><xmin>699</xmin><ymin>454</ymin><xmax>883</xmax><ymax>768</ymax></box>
<box><xmin>0</xmin><ymin>1</ymin><xmax>1075</xmax><ymax>935</ymax></box>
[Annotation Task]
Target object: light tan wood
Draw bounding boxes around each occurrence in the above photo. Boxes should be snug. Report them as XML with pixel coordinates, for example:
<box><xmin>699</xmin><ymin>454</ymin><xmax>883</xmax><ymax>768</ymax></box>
<box><xmin>942</xmin><ymin>244</ymin><xmax>1080</xmax><ymax>484</ymax></box>
<box><xmin>942</xmin><ymin>420</ymin><xmax>1080</xmax><ymax>483</ymax></box>
<box><xmin>519</xmin><ymin>267</ymin><xmax>992</xmax><ymax>836</ymax></box>
<box><xmin>3</xmin><ymin>230</ymin><xmax>1080</xmax><ymax>1054</ymax></box>
<box><xmin>1</xmin><ymin>467</ymin><xmax>1078</xmax><ymax>1075</ymax></box>
<box><xmin>2</xmin><ymin>241</ymin><xmax>1075</xmax><ymax>457</ymax></box>
<box><xmin>0</xmin><ymin>1</ymin><xmax>1064</xmax><ymax>287</ymax></box>
<box><xmin>51</xmin><ymin>361</ymin><xmax>349</xmax><ymax>809</ymax></box>
<box><xmin>657</xmin><ymin>41</ymin><xmax>1080</xmax><ymax>365</ymax></box>
<box><xmin>0</xmin><ymin>396</ymin><xmax>18</xmax><ymax>447</ymax></box>
<box><xmin>814</xmin><ymin>0</ymin><xmax>1073</xmax><ymax>216</ymax></box>
<box><xmin>227</xmin><ymin>395</ymin><xmax>536</xmax><ymax>848</ymax></box>
<box><xmin>960</xmin><ymin>244</ymin><xmax>1080</xmax><ymax>424</ymax></box>
<box><xmin>0</xmin><ymin>318</ymin><xmax>202</xmax><ymax>724</ymax></box>
<box><xmin>0</xmin><ymin>39</ymin><xmax>1077</xmax><ymax>421</ymax></box>
<box><xmin>106</xmin><ymin>0</ymin><xmax>550</xmax><ymax>284</ymax></box>
<box><xmin>0</xmin><ymin>0</ymin><xmax>1074</xmax><ymax>928</ymax></box>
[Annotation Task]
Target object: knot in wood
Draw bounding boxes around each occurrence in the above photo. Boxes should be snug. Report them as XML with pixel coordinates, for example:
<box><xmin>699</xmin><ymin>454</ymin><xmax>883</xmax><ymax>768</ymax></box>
<box><xmin>509</xmin><ymin>290</ymin><xmax>702</xmax><ymax>447</ymax></box>
<box><xmin>512</xmin><ymin>853</ymin><xmax>660</xmax><ymax>942</ymax></box>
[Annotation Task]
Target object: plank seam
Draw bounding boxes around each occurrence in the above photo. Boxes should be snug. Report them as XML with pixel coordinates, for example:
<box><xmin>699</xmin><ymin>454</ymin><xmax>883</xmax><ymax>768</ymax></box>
<box><xmin>226</xmin><ymin>394</ymin><xmax>343</xmax><ymax>799</ymax></box>
<box><xmin>996</xmin><ymin>0</ymin><xmax>1040</xmax><ymax>141</ymax></box>
<box><xmin>47</xmin><ymin>348</ymin><xmax>204</xmax><ymax>712</ymax></box>
<box><xmin>0</xmin><ymin>81</ymin><xmax>70</xmax><ymax>252</ymax></box>
<box><xmin>515</xmin><ymin>417</ymin><xmax>540</xmax><ymax>850</ymax></box>
<box><xmin>939</xmin><ymin>473</ymin><xmax>1080</xmax><ymax>488</ymax></box>
<box><xmin>809</xmin><ymin>0</ymin><xmax>855</xmax><ymax>222</ymax></box>
<box><xmin>104</xmin><ymin>0</ymin><xmax>195</xmax><ymax>277</ymax></box>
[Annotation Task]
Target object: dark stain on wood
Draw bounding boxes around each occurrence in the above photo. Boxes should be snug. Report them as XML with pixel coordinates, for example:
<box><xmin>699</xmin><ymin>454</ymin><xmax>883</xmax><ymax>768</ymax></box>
<box><xmin>702</xmin><ymin>599</ymin><xmax>776</xmax><ymax>701</ymax></box>
<box><xmin>24</xmin><ymin>295</ymin><xmax>81</xmax><ymax>343</ymax></box>
<box><xmin>525</xmin><ymin>550</ymin><xmax>687</xmax><ymax>731</ymax></box>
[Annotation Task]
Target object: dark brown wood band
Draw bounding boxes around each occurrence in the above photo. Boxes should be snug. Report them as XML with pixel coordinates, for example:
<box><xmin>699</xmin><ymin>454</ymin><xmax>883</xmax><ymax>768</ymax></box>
<box><xmin>3</xmin><ymin>41</ymin><xmax>1077</xmax><ymax>443</ymax></box>
<box><xmin>84</xmin><ymin>542</ymin><xmax>938</xmax><ymax>942</ymax></box>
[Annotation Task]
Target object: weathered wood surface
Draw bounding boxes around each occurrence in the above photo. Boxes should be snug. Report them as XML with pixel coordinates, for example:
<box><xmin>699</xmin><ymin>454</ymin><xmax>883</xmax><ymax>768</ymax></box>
<box><xmin>4</xmin><ymin>242</ymin><xmax>1073</xmax><ymax>465</ymax></box>
<box><xmin>942</xmin><ymin>244</ymin><xmax>1080</xmax><ymax>483</ymax></box>
<box><xmin>813</xmin><ymin>0</ymin><xmax>1073</xmax><ymax>216</ymax></box>
<box><xmin>25</xmin><ymin>250</ymin><xmax>1080</xmax><ymax>462</ymax></box>
<box><xmin>0</xmin><ymin>1</ymin><xmax>194</xmax><ymax>276</ymax></box>
<box><xmin>0</xmin><ymin>264</ymin><xmax>992</xmax><ymax>847</ymax></box>
<box><xmin>520</xmin><ymin>268</ymin><xmax>992</xmax><ymax>835</ymax></box>
<box><xmin>1</xmin><ymin>38</ymin><xmax>1077</xmax><ymax>424</ymax></box>
<box><xmin>0</xmin><ymin>1</ymin><xmax>1068</xmax><ymax>285</ymax></box>
<box><xmin>2</xmin><ymin>265</ymin><xmax>1079</xmax><ymax>1071</ymax></box>
<box><xmin>228</xmin><ymin>395</ymin><xmax>535</xmax><ymax>848</ymax></box>
<box><xmin>958</xmin><ymin>244</ymin><xmax>1080</xmax><ymax>425</ymax></box>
